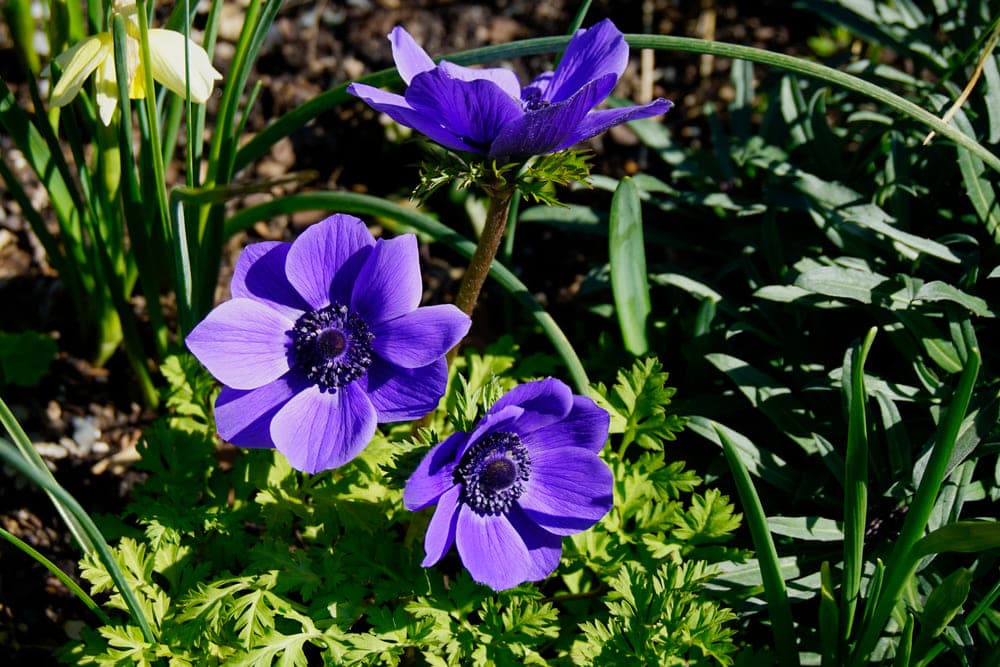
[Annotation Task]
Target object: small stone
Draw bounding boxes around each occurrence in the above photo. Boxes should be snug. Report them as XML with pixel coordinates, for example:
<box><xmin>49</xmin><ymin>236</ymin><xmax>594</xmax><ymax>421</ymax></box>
<box><xmin>71</xmin><ymin>415</ymin><xmax>101</xmax><ymax>453</ymax></box>
<box><xmin>33</xmin><ymin>442</ymin><xmax>68</xmax><ymax>460</ymax></box>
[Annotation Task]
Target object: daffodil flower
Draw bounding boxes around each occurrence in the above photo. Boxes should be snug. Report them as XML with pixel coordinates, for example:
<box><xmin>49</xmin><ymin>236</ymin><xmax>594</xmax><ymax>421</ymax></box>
<box><xmin>49</xmin><ymin>0</ymin><xmax>222</xmax><ymax>125</ymax></box>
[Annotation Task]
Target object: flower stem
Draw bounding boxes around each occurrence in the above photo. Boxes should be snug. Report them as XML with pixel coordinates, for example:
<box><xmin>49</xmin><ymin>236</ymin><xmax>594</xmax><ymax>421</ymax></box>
<box><xmin>437</xmin><ymin>180</ymin><xmax>515</xmax><ymax>420</ymax></box>
<box><xmin>453</xmin><ymin>182</ymin><xmax>516</xmax><ymax>317</ymax></box>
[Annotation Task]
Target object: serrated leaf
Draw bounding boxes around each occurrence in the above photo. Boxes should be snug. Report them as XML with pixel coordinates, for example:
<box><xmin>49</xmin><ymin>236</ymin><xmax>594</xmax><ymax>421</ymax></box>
<box><xmin>590</xmin><ymin>357</ymin><xmax>684</xmax><ymax>451</ymax></box>
<box><xmin>224</xmin><ymin>630</ymin><xmax>319</xmax><ymax>667</ymax></box>
<box><xmin>670</xmin><ymin>489</ymin><xmax>742</xmax><ymax>544</ymax></box>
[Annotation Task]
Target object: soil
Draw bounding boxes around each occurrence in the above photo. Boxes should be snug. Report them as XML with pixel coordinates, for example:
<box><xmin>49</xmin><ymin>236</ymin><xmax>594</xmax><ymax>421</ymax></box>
<box><xmin>0</xmin><ymin>0</ymin><xmax>816</xmax><ymax>661</ymax></box>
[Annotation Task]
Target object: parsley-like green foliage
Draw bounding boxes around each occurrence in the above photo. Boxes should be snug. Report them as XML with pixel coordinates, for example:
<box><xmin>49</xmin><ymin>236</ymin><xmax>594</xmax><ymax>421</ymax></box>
<box><xmin>61</xmin><ymin>353</ymin><xmax>741</xmax><ymax>665</ymax></box>
<box><xmin>572</xmin><ymin>562</ymin><xmax>738</xmax><ymax>665</ymax></box>
<box><xmin>591</xmin><ymin>357</ymin><xmax>687</xmax><ymax>452</ymax></box>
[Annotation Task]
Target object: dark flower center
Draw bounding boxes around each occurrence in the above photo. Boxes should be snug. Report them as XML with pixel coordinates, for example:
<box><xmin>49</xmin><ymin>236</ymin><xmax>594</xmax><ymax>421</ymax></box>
<box><xmin>523</xmin><ymin>89</ymin><xmax>550</xmax><ymax>111</ymax></box>
<box><xmin>456</xmin><ymin>432</ymin><xmax>530</xmax><ymax>516</ymax></box>
<box><xmin>289</xmin><ymin>302</ymin><xmax>374</xmax><ymax>393</ymax></box>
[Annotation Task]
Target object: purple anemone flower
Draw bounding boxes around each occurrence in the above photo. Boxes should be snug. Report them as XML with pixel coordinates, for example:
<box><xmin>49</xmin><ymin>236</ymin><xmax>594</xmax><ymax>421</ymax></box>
<box><xmin>347</xmin><ymin>19</ymin><xmax>672</xmax><ymax>158</ymax></box>
<box><xmin>404</xmin><ymin>378</ymin><xmax>613</xmax><ymax>590</ymax></box>
<box><xmin>185</xmin><ymin>214</ymin><xmax>471</xmax><ymax>474</ymax></box>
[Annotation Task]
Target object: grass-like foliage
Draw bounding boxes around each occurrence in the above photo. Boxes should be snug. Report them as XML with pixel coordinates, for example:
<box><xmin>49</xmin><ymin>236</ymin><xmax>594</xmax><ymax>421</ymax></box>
<box><xmin>57</xmin><ymin>348</ymin><xmax>738</xmax><ymax>665</ymax></box>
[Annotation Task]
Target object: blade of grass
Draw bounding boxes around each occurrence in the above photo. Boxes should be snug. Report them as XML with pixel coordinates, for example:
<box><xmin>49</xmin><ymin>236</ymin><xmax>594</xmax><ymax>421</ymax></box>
<box><xmin>852</xmin><ymin>347</ymin><xmax>981</xmax><ymax>663</ymax></box>
<box><xmin>0</xmin><ymin>438</ymin><xmax>155</xmax><ymax>642</ymax></box>
<box><xmin>820</xmin><ymin>562</ymin><xmax>839</xmax><ymax>666</ymax></box>
<box><xmin>133</xmin><ymin>0</ymin><xmax>172</xmax><ymax>357</ymax></box>
<box><xmin>0</xmin><ymin>80</ymin><xmax>88</xmax><ymax>271</ymax></box>
<box><xmin>842</xmin><ymin>327</ymin><xmax>877</xmax><ymax>642</ymax></box>
<box><xmin>892</xmin><ymin>614</ymin><xmax>914</xmax><ymax>667</ymax></box>
<box><xmin>714</xmin><ymin>424</ymin><xmax>797</xmax><ymax>665</ymax></box>
<box><xmin>197</xmin><ymin>0</ymin><xmax>281</xmax><ymax>319</ymax></box>
<box><xmin>0</xmin><ymin>525</ymin><xmax>110</xmax><ymax>625</ymax></box>
<box><xmin>609</xmin><ymin>177</ymin><xmax>651</xmax><ymax>355</ymax></box>
<box><xmin>0</xmin><ymin>397</ymin><xmax>93</xmax><ymax>554</ymax></box>
<box><xmin>235</xmin><ymin>35</ymin><xmax>1000</xmax><ymax>175</ymax></box>
<box><xmin>105</xmin><ymin>16</ymin><xmax>158</xmax><ymax>407</ymax></box>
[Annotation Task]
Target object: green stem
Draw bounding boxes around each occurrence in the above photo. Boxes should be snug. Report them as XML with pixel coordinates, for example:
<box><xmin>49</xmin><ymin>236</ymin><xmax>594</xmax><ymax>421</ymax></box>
<box><xmin>134</xmin><ymin>0</ymin><xmax>170</xmax><ymax>359</ymax></box>
<box><xmin>0</xmin><ymin>526</ymin><xmax>111</xmax><ymax>625</ymax></box>
<box><xmin>0</xmin><ymin>439</ymin><xmax>156</xmax><ymax>643</ymax></box>
<box><xmin>715</xmin><ymin>424</ymin><xmax>798</xmax><ymax>665</ymax></box>
<box><xmin>454</xmin><ymin>183</ymin><xmax>516</xmax><ymax>316</ymax></box>
<box><xmin>842</xmin><ymin>328</ymin><xmax>876</xmax><ymax>642</ymax></box>
<box><xmin>236</xmin><ymin>35</ymin><xmax>1000</xmax><ymax>176</ymax></box>
<box><xmin>0</xmin><ymin>396</ymin><xmax>94</xmax><ymax>554</ymax></box>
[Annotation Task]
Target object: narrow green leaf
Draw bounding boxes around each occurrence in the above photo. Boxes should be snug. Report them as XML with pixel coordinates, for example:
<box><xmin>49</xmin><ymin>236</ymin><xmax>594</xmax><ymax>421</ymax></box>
<box><xmin>519</xmin><ymin>203</ymin><xmax>604</xmax><ymax>228</ymax></box>
<box><xmin>686</xmin><ymin>416</ymin><xmax>797</xmax><ymax>493</ymax></box>
<box><xmin>768</xmin><ymin>516</ymin><xmax>843</xmax><ymax>542</ymax></box>
<box><xmin>2</xmin><ymin>0</ymin><xmax>39</xmax><ymax>73</ymax></box>
<box><xmin>780</xmin><ymin>75</ymin><xmax>811</xmax><ymax>147</ymax></box>
<box><xmin>714</xmin><ymin>425</ymin><xmax>798</xmax><ymax>665</ymax></box>
<box><xmin>913</xmin><ymin>281</ymin><xmax>994</xmax><ymax>317</ymax></box>
<box><xmin>873</xmin><ymin>391</ymin><xmax>911</xmax><ymax>478</ymax></box>
<box><xmin>0</xmin><ymin>525</ymin><xmax>109</xmax><ymax>624</ymax></box>
<box><xmin>913</xmin><ymin>521</ymin><xmax>1000</xmax><ymax>558</ymax></box>
<box><xmin>842</xmin><ymin>327</ymin><xmax>876</xmax><ymax>642</ymax></box>
<box><xmin>0</xmin><ymin>438</ymin><xmax>155</xmax><ymax>642</ymax></box>
<box><xmin>0</xmin><ymin>397</ymin><xmax>94</xmax><ymax>555</ymax></box>
<box><xmin>954</xmin><ymin>106</ymin><xmax>1000</xmax><ymax>240</ymax></box>
<box><xmin>711</xmin><ymin>556</ymin><xmax>800</xmax><ymax>589</ymax></box>
<box><xmin>0</xmin><ymin>80</ymin><xmax>85</xmax><ymax>255</ymax></box>
<box><xmin>820</xmin><ymin>562</ymin><xmax>839</xmax><ymax>667</ymax></box>
<box><xmin>853</xmin><ymin>348</ymin><xmax>981</xmax><ymax>664</ymax></box>
<box><xmin>609</xmin><ymin>177</ymin><xmax>650</xmax><ymax>355</ymax></box>
<box><xmin>650</xmin><ymin>273</ymin><xmax>723</xmax><ymax>303</ymax></box>
<box><xmin>807</xmin><ymin>89</ymin><xmax>843</xmax><ymax>173</ymax></box>
<box><xmin>795</xmin><ymin>266</ymin><xmax>899</xmax><ymax>306</ymax></box>
<box><xmin>893</xmin><ymin>614</ymin><xmax>914</xmax><ymax>667</ymax></box>
<box><xmin>894</xmin><ymin>311</ymin><xmax>963</xmax><ymax>373</ymax></box>
<box><xmin>912</xmin><ymin>568</ymin><xmax>972</xmax><ymax>665</ymax></box>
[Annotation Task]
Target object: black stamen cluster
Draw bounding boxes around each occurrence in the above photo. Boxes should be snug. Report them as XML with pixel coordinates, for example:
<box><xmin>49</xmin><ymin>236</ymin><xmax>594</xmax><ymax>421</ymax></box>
<box><xmin>290</xmin><ymin>303</ymin><xmax>374</xmax><ymax>393</ymax></box>
<box><xmin>523</xmin><ymin>89</ymin><xmax>551</xmax><ymax>111</ymax></box>
<box><xmin>456</xmin><ymin>432</ymin><xmax>530</xmax><ymax>516</ymax></box>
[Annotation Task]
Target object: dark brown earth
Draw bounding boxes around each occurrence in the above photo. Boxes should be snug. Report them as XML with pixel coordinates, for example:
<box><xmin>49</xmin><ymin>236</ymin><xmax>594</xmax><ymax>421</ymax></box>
<box><xmin>0</xmin><ymin>1</ymin><xmax>815</xmax><ymax>661</ymax></box>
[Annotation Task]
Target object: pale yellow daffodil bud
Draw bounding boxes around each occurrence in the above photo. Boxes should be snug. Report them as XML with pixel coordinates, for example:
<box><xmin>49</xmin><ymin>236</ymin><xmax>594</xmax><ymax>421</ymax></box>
<box><xmin>49</xmin><ymin>0</ymin><xmax>222</xmax><ymax>125</ymax></box>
